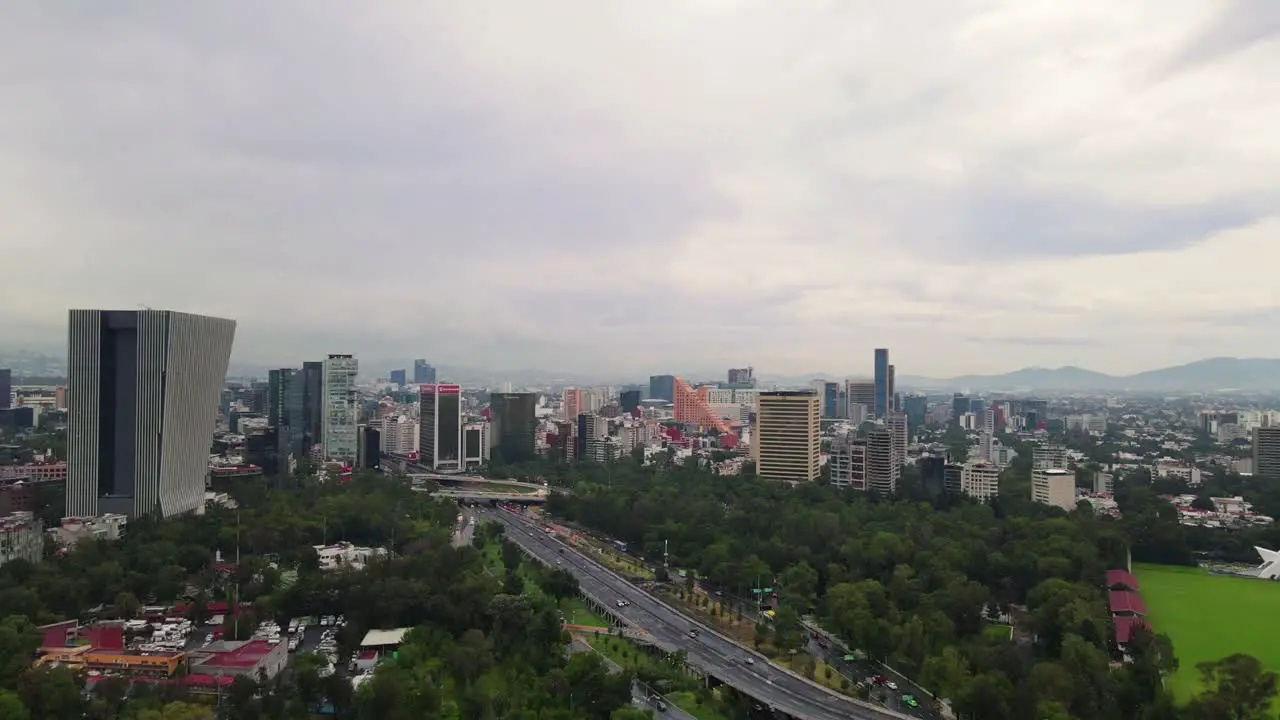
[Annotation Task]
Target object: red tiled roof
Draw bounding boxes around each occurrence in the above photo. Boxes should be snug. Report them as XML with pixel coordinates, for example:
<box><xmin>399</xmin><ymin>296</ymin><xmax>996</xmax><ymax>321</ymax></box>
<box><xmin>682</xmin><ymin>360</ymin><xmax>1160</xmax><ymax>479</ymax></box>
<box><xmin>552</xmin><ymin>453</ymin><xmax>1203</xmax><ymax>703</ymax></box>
<box><xmin>1108</xmin><ymin>590</ymin><xmax>1148</xmax><ymax>616</ymax></box>
<box><xmin>1114</xmin><ymin>616</ymin><xmax>1151</xmax><ymax>644</ymax></box>
<box><xmin>1105</xmin><ymin>569</ymin><xmax>1140</xmax><ymax>591</ymax></box>
<box><xmin>357</xmin><ymin>650</ymin><xmax>379</xmax><ymax>660</ymax></box>
<box><xmin>83</xmin><ymin>625</ymin><xmax>125</xmax><ymax>651</ymax></box>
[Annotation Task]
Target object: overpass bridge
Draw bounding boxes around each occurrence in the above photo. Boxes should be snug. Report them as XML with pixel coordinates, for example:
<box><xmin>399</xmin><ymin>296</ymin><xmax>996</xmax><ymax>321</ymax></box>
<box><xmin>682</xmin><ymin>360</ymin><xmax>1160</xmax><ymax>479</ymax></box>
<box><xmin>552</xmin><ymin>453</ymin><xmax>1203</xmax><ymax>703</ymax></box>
<box><xmin>417</xmin><ymin>487</ymin><xmax>549</xmax><ymax>503</ymax></box>
<box><xmin>408</xmin><ymin>473</ymin><xmax>546</xmax><ymax>492</ymax></box>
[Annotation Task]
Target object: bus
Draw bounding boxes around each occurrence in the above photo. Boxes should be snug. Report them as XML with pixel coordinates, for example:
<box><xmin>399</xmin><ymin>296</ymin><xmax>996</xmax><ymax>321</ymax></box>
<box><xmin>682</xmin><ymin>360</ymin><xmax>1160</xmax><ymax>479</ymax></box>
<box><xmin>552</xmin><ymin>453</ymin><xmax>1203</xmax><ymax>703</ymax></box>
<box><xmin>613</xmin><ymin>540</ymin><xmax>628</xmax><ymax>553</ymax></box>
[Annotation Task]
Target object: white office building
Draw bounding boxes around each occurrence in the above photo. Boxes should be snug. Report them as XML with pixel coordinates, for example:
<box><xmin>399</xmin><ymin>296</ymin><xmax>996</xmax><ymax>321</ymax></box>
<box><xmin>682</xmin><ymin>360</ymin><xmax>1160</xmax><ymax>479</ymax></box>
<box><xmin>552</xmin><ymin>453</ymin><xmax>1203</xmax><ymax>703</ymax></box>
<box><xmin>322</xmin><ymin>355</ymin><xmax>359</xmax><ymax>463</ymax></box>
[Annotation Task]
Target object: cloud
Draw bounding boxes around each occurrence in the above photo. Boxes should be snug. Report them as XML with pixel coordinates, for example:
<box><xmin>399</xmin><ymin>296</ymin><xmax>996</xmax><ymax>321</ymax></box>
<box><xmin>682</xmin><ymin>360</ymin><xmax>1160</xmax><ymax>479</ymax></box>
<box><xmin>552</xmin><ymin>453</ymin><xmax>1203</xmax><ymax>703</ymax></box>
<box><xmin>1</xmin><ymin>0</ymin><xmax>1279</xmax><ymax>378</ymax></box>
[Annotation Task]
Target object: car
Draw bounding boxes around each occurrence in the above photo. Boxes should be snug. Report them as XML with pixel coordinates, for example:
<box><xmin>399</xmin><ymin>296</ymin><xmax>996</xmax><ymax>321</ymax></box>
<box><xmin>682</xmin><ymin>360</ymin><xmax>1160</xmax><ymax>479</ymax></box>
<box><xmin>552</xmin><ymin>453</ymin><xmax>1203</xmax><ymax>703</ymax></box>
<box><xmin>885</xmin><ymin>681</ymin><xmax>899</xmax><ymax>691</ymax></box>
<box><xmin>744</xmin><ymin>657</ymin><xmax>754</xmax><ymax>665</ymax></box>
<box><xmin>555</xmin><ymin>560</ymin><xmax>562</xmax><ymax>565</ymax></box>
<box><xmin>903</xmin><ymin>695</ymin><xmax>919</xmax><ymax>708</ymax></box>
<box><xmin>654</xmin><ymin>700</ymin><xmax>667</xmax><ymax>711</ymax></box>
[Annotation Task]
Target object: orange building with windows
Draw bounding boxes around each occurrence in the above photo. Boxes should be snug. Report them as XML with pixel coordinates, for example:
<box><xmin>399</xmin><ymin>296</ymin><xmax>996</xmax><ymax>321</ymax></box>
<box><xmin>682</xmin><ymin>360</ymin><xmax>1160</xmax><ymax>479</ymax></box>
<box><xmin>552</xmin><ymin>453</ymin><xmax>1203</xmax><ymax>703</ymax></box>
<box><xmin>673</xmin><ymin>378</ymin><xmax>735</xmax><ymax>435</ymax></box>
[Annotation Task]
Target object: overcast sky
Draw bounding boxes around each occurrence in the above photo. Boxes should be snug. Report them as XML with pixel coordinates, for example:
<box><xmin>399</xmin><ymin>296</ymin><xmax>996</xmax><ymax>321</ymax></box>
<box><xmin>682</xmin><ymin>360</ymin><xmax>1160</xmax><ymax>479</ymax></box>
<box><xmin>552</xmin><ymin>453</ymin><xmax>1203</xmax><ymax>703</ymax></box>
<box><xmin>3</xmin><ymin>1</ymin><xmax>1279</xmax><ymax>378</ymax></box>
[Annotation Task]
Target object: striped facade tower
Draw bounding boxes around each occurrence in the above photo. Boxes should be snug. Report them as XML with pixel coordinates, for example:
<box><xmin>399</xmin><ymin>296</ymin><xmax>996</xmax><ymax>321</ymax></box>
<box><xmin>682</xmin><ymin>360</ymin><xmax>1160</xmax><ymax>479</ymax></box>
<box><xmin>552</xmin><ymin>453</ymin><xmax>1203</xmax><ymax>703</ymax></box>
<box><xmin>67</xmin><ymin>309</ymin><xmax>236</xmax><ymax>519</ymax></box>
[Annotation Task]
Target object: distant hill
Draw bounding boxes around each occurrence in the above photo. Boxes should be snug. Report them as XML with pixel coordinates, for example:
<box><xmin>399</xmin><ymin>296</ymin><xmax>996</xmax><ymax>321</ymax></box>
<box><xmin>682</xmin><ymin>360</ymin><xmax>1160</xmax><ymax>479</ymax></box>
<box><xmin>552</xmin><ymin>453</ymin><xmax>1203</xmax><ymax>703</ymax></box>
<box><xmin>898</xmin><ymin>357</ymin><xmax>1280</xmax><ymax>393</ymax></box>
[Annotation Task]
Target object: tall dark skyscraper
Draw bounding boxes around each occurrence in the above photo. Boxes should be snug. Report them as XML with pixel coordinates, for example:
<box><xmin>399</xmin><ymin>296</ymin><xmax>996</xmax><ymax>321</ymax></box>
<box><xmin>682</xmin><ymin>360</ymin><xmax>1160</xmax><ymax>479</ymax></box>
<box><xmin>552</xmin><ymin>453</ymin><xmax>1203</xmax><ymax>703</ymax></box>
<box><xmin>269</xmin><ymin>368</ymin><xmax>306</xmax><ymax>469</ymax></box>
<box><xmin>389</xmin><ymin>369</ymin><xmax>406</xmax><ymax>387</ymax></box>
<box><xmin>67</xmin><ymin>309</ymin><xmax>235</xmax><ymax>519</ymax></box>
<box><xmin>0</xmin><ymin>368</ymin><xmax>10</xmax><ymax>410</ymax></box>
<box><xmin>413</xmin><ymin>359</ymin><xmax>436</xmax><ymax>385</ymax></box>
<box><xmin>490</xmin><ymin>392</ymin><xmax>538</xmax><ymax>463</ymax></box>
<box><xmin>874</xmin><ymin>349</ymin><xmax>890</xmax><ymax>418</ymax></box>
<box><xmin>903</xmin><ymin>394</ymin><xmax>928</xmax><ymax>434</ymax></box>
<box><xmin>420</xmin><ymin>384</ymin><xmax>462</xmax><ymax>470</ymax></box>
<box><xmin>648</xmin><ymin>375</ymin><xmax>676</xmax><ymax>402</ymax></box>
<box><xmin>619</xmin><ymin>389</ymin><xmax>641</xmax><ymax>414</ymax></box>
<box><xmin>359</xmin><ymin>425</ymin><xmax>381</xmax><ymax>471</ymax></box>
<box><xmin>301</xmin><ymin>361</ymin><xmax>324</xmax><ymax>454</ymax></box>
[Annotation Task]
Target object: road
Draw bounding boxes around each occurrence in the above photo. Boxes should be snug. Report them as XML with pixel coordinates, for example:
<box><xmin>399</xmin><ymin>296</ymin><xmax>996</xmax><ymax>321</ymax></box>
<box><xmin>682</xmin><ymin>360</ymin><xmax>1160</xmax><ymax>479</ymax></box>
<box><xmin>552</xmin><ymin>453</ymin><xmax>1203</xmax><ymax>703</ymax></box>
<box><xmin>486</xmin><ymin>508</ymin><xmax>910</xmax><ymax>720</ymax></box>
<box><xmin>452</xmin><ymin>514</ymin><xmax>476</xmax><ymax>548</ymax></box>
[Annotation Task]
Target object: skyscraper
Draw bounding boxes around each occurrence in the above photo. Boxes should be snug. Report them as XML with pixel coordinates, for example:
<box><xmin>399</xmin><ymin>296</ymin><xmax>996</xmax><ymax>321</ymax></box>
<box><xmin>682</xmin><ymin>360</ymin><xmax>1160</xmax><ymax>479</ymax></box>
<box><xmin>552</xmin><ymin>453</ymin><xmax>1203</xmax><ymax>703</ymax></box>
<box><xmin>846</xmin><ymin>380</ymin><xmax>875</xmax><ymax>420</ymax></box>
<box><xmin>413</xmin><ymin>360</ymin><xmax>436</xmax><ymax>385</ymax></box>
<box><xmin>301</xmin><ymin>361</ymin><xmax>324</xmax><ymax>454</ymax></box>
<box><xmin>420</xmin><ymin>384</ymin><xmax>463</xmax><ymax>470</ymax></box>
<box><xmin>322</xmin><ymin>355</ymin><xmax>359</xmax><ymax>464</ymax></box>
<box><xmin>490</xmin><ymin>392</ymin><xmax>538</xmax><ymax>463</ymax></box>
<box><xmin>67</xmin><ymin>309</ymin><xmax>235</xmax><ymax>519</ymax></box>
<box><xmin>563</xmin><ymin>387</ymin><xmax>585</xmax><ymax>421</ymax></box>
<box><xmin>753</xmin><ymin>390</ymin><xmax>820</xmax><ymax>482</ymax></box>
<box><xmin>727</xmin><ymin>367</ymin><xmax>755</xmax><ymax>386</ymax></box>
<box><xmin>648</xmin><ymin>375</ymin><xmax>676</xmax><ymax>403</ymax></box>
<box><xmin>389</xmin><ymin>369</ymin><xmax>406</xmax><ymax>387</ymax></box>
<box><xmin>1254</xmin><ymin>427</ymin><xmax>1280</xmax><ymax>479</ymax></box>
<box><xmin>866</xmin><ymin>428</ymin><xmax>899</xmax><ymax>495</ymax></box>
<box><xmin>619</xmin><ymin>389</ymin><xmax>641</xmax><ymax>414</ymax></box>
<box><xmin>269</xmin><ymin>368</ymin><xmax>306</xmax><ymax>470</ymax></box>
<box><xmin>873</xmin><ymin>349</ymin><xmax>890</xmax><ymax>418</ymax></box>
<box><xmin>0</xmin><ymin>368</ymin><xmax>10</xmax><ymax>410</ymax></box>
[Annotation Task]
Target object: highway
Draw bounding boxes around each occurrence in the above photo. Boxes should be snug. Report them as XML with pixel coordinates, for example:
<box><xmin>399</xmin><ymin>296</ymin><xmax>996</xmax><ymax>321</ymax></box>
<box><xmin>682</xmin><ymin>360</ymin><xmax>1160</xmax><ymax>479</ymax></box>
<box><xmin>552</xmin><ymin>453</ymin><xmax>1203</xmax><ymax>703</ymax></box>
<box><xmin>486</xmin><ymin>508</ymin><xmax>911</xmax><ymax>720</ymax></box>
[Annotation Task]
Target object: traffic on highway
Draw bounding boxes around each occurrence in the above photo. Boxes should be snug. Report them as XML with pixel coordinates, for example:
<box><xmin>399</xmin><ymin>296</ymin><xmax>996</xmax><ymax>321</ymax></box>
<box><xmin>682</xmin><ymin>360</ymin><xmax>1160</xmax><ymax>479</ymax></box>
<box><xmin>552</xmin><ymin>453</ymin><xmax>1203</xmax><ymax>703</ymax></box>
<box><xmin>483</xmin><ymin>506</ymin><xmax>913</xmax><ymax>720</ymax></box>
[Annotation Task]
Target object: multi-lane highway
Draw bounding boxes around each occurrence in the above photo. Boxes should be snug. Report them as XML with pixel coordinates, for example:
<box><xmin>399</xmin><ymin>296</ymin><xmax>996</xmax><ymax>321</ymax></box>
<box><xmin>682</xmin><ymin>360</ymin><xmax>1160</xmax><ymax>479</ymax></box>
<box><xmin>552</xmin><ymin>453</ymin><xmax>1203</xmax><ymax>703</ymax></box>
<box><xmin>486</xmin><ymin>508</ymin><xmax>911</xmax><ymax>720</ymax></box>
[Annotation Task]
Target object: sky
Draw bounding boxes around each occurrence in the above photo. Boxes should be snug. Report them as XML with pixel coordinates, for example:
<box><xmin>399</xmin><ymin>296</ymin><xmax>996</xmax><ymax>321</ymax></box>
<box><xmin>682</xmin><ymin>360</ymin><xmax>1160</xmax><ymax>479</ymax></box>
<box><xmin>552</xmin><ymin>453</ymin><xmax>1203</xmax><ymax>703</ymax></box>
<box><xmin>3</xmin><ymin>0</ymin><xmax>1279</xmax><ymax>378</ymax></box>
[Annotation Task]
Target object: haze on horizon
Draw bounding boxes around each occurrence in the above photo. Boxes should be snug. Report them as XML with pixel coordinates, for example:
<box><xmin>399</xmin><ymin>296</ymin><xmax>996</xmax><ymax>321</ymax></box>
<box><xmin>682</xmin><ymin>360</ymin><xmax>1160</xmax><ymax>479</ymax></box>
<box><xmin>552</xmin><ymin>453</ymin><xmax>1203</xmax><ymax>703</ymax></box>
<box><xmin>3</xmin><ymin>1</ymin><xmax>1279</xmax><ymax>378</ymax></box>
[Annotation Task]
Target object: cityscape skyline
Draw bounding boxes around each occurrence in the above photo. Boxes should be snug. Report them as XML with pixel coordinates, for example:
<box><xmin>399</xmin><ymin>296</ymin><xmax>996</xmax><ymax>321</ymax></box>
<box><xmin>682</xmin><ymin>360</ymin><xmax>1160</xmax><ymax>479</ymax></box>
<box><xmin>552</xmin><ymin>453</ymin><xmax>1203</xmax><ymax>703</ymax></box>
<box><xmin>4</xmin><ymin>4</ymin><xmax>1280</xmax><ymax>376</ymax></box>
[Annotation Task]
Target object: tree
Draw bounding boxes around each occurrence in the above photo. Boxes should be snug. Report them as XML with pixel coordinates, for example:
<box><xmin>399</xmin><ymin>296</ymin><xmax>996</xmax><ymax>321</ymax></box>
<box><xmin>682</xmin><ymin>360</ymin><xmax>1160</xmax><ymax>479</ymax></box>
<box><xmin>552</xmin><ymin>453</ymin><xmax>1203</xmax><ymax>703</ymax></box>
<box><xmin>113</xmin><ymin>591</ymin><xmax>140</xmax><ymax>619</ymax></box>
<box><xmin>0</xmin><ymin>690</ymin><xmax>28</xmax><ymax>720</ymax></box>
<box><xmin>1188</xmin><ymin>653</ymin><xmax>1278</xmax><ymax>720</ymax></box>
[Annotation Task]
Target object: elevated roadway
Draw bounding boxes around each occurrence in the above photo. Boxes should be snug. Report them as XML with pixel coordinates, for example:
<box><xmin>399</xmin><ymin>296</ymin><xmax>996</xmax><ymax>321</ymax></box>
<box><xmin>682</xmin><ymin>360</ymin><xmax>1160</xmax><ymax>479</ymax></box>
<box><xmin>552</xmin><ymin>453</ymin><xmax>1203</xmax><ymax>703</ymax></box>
<box><xmin>488</xmin><ymin>509</ymin><xmax>910</xmax><ymax>720</ymax></box>
<box><xmin>426</xmin><ymin>488</ymin><xmax>548</xmax><ymax>503</ymax></box>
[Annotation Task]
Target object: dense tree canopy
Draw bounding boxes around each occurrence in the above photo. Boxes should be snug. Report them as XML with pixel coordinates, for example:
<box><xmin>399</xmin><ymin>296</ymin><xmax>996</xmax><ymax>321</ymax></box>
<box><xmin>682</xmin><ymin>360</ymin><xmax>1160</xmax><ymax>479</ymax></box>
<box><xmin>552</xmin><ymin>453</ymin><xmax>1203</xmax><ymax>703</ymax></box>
<box><xmin>0</xmin><ymin>472</ymin><xmax>642</xmax><ymax>719</ymax></box>
<box><xmin>539</xmin><ymin>455</ymin><xmax>1276</xmax><ymax>720</ymax></box>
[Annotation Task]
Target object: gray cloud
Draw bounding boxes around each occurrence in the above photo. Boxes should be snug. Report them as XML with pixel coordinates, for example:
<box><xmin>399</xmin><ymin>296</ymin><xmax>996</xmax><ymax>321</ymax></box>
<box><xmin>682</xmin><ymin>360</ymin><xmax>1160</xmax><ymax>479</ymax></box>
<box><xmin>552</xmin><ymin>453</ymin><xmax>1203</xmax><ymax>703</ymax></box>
<box><xmin>2</xmin><ymin>1</ymin><xmax>1279</xmax><ymax>377</ymax></box>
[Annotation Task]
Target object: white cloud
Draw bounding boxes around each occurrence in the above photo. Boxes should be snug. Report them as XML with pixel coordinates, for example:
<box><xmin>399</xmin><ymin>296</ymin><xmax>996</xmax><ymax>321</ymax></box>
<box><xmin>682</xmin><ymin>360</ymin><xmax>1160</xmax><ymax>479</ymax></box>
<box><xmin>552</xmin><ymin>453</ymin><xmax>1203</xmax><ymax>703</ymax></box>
<box><xmin>0</xmin><ymin>0</ymin><xmax>1278</xmax><ymax>376</ymax></box>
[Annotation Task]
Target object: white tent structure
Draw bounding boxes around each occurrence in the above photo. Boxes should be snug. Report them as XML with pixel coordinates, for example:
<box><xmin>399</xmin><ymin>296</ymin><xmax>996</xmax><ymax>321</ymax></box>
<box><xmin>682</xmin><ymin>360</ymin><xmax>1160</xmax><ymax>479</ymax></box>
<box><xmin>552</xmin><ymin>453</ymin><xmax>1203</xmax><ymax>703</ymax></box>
<box><xmin>1255</xmin><ymin>546</ymin><xmax>1280</xmax><ymax>580</ymax></box>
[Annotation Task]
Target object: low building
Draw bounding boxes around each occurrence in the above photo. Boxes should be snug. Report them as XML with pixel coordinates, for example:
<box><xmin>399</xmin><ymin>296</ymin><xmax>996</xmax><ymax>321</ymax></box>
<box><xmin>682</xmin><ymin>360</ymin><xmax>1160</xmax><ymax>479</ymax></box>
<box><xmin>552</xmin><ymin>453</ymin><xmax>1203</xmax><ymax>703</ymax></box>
<box><xmin>51</xmin><ymin>514</ymin><xmax>128</xmax><ymax>547</ymax></box>
<box><xmin>314</xmin><ymin>542</ymin><xmax>387</xmax><ymax>572</ymax></box>
<box><xmin>0</xmin><ymin>511</ymin><xmax>43</xmax><ymax>567</ymax></box>
<box><xmin>188</xmin><ymin>639</ymin><xmax>288</xmax><ymax>682</ymax></box>
<box><xmin>360</xmin><ymin>627</ymin><xmax>410</xmax><ymax>650</ymax></box>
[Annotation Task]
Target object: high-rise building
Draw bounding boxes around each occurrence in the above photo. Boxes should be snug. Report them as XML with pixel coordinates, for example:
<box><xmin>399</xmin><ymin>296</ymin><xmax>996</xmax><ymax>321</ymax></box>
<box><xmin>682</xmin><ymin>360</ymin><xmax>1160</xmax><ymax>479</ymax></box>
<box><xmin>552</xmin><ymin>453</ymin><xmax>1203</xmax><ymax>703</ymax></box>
<box><xmin>576</xmin><ymin>413</ymin><xmax>607</xmax><ymax>462</ymax></box>
<box><xmin>322</xmin><ymin>355</ymin><xmax>359</xmax><ymax>464</ymax></box>
<box><xmin>490</xmin><ymin>392</ymin><xmax>538</xmax><ymax>463</ymax></box>
<box><xmin>301</xmin><ymin>361</ymin><xmax>324</xmax><ymax>454</ymax></box>
<box><xmin>413</xmin><ymin>360</ymin><xmax>436</xmax><ymax>385</ymax></box>
<box><xmin>0</xmin><ymin>369</ymin><xmax>10</xmax><ymax>410</ymax></box>
<box><xmin>753</xmin><ymin>390</ymin><xmax>820</xmax><ymax>482</ymax></box>
<box><xmin>873</xmin><ymin>349</ymin><xmax>890</xmax><ymax>418</ymax></box>
<box><xmin>249</xmin><ymin>381</ymin><xmax>269</xmax><ymax>415</ymax></box>
<box><xmin>952</xmin><ymin>394</ymin><xmax>972</xmax><ymax>424</ymax></box>
<box><xmin>268</xmin><ymin>368</ymin><xmax>306</xmax><ymax>470</ymax></box>
<box><xmin>619</xmin><ymin>390</ymin><xmax>641</xmax><ymax>414</ymax></box>
<box><xmin>67</xmin><ymin>309</ymin><xmax>235</xmax><ymax>519</ymax></box>
<box><xmin>865</xmin><ymin>429</ymin><xmax>899</xmax><ymax>495</ymax></box>
<box><xmin>728</xmin><ymin>367</ymin><xmax>754</xmax><ymax>386</ymax></box>
<box><xmin>389</xmin><ymin>369</ymin><xmax>406</xmax><ymax>387</ymax></box>
<box><xmin>420</xmin><ymin>384</ymin><xmax>462</xmax><ymax>471</ymax></box>
<box><xmin>942</xmin><ymin>462</ymin><xmax>964</xmax><ymax>495</ymax></box>
<box><xmin>903</xmin><ymin>394</ymin><xmax>928</xmax><ymax>434</ymax></box>
<box><xmin>821</xmin><ymin>381</ymin><xmax>839</xmax><ymax>419</ymax></box>
<box><xmin>674</xmin><ymin>378</ymin><xmax>735</xmax><ymax>434</ymax></box>
<box><xmin>563</xmin><ymin>387</ymin><xmax>585</xmax><ymax>421</ymax></box>
<box><xmin>463</xmin><ymin>422</ymin><xmax>490</xmax><ymax>467</ymax></box>
<box><xmin>960</xmin><ymin>462</ymin><xmax>1001</xmax><ymax>501</ymax></box>
<box><xmin>885</xmin><ymin>411</ymin><xmax>908</xmax><ymax>467</ymax></box>
<box><xmin>887</xmin><ymin>364</ymin><xmax>897</xmax><ymax>411</ymax></box>
<box><xmin>1032</xmin><ymin>468</ymin><xmax>1076</xmax><ymax>511</ymax></box>
<box><xmin>649</xmin><ymin>375</ymin><xmax>676</xmax><ymax>403</ymax></box>
<box><xmin>1033</xmin><ymin>442</ymin><xmax>1067</xmax><ymax>471</ymax></box>
<box><xmin>829</xmin><ymin>433</ymin><xmax>866</xmax><ymax>490</ymax></box>
<box><xmin>1254</xmin><ymin>427</ymin><xmax>1280</xmax><ymax>479</ymax></box>
<box><xmin>358</xmin><ymin>426</ymin><xmax>381</xmax><ymax>470</ymax></box>
<box><xmin>846</xmin><ymin>380</ymin><xmax>875</xmax><ymax>421</ymax></box>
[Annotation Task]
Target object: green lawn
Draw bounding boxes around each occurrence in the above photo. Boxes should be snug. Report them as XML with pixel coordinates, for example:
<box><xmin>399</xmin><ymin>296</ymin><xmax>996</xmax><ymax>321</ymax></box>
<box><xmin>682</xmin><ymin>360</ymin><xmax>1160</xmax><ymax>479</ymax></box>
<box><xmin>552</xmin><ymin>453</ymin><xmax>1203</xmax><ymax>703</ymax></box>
<box><xmin>1134</xmin><ymin>563</ymin><xmax>1280</xmax><ymax>700</ymax></box>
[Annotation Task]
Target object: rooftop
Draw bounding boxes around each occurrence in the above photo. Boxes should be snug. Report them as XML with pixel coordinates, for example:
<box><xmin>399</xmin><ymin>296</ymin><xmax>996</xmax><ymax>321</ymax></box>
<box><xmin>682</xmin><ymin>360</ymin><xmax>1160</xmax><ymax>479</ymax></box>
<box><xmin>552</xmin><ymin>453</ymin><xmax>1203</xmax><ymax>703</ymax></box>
<box><xmin>360</xmin><ymin>628</ymin><xmax>410</xmax><ymax>647</ymax></box>
<box><xmin>196</xmin><ymin>640</ymin><xmax>277</xmax><ymax>668</ymax></box>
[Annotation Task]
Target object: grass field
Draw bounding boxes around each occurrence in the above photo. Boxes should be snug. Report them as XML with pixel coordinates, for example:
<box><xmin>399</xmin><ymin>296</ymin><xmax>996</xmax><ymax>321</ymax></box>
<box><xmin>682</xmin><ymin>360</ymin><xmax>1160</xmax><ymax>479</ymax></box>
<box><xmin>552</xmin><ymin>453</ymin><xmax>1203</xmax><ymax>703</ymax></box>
<box><xmin>1134</xmin><ymin>563</ymin><xmax>1280</xmax><ymax>700</ymax></box>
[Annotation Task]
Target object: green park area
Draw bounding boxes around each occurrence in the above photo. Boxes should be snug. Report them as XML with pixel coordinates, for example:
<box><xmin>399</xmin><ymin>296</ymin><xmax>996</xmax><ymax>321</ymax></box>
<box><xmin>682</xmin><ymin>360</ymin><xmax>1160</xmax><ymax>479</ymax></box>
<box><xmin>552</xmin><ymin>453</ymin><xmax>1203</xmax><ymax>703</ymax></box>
<box><xmin>1135</xmin><ymin>563</ymin><xmax>1280</xmax><ymax>700</ymax></box>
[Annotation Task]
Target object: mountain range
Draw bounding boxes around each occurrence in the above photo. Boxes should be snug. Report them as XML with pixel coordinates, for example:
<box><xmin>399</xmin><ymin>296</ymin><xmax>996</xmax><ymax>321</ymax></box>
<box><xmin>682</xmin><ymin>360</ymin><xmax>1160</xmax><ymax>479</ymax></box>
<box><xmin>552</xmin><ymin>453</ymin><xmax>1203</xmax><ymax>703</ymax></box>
<box><xmin>883</xmin><ymin>357</ymin><xmax>1280</xmax><ymax>393</ymax></box>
